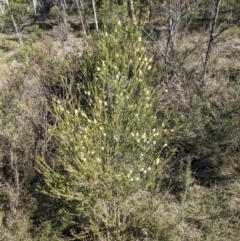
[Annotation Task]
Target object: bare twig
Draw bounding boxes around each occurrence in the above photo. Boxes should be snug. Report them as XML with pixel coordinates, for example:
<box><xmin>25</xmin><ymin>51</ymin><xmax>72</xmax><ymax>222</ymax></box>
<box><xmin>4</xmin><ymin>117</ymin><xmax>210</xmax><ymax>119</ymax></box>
<box><xmin>92</xmin><ymin>0</ymin><xmax>98</xmax><ymax>30</ymax></box>
<box><xmin>201</xmin><ymin>0</ymin><xmax>221</xmax><ymax>85</ymax></box>
<box><xmin>75</xmin><ymin>0</ymin><xmax>86</xmax><ymax>34</ymax></box>
<box><xmin>201</xmin><ymin>0</ymin><xmax>240</xmax><ymax>87</ymax></box>
<box><xmin>142</xmin><ymin>27</ymin><xmax>169</xmax><ymax>63</ymax></box>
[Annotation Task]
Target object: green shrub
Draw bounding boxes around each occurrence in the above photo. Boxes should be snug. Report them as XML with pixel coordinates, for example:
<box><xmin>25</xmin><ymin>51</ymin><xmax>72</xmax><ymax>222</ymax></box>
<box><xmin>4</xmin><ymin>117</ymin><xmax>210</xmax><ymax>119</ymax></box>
<box><xmin>37</xmin><ymin>18</ymin><xmax>179</xmax><ymax>240</ymax></box>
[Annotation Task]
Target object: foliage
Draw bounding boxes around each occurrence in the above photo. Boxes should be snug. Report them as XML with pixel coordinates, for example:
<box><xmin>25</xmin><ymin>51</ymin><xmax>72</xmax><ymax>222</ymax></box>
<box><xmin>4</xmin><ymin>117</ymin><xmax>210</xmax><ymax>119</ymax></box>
<box><xmin>0</xmin><ymin>0</ymin><xmax>31</xmax><ymax>32</ymax></box>
<box><xmin>36</xmin><ymin>18</ymin><xmax>179</xmax><ymax>240</ymax></box>
<box><xmin>0</xmin><ymin>1</ymin><xmax>240</xmax><ymax>240</ymax></box>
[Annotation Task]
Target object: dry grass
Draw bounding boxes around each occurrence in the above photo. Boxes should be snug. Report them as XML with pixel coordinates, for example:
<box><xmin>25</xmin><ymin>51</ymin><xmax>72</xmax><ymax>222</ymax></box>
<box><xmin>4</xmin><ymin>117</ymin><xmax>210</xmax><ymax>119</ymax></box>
<box><xmin>0</xmin><ymin>31</ymin><xmax>86</xmax><ymax>87</ymax></box>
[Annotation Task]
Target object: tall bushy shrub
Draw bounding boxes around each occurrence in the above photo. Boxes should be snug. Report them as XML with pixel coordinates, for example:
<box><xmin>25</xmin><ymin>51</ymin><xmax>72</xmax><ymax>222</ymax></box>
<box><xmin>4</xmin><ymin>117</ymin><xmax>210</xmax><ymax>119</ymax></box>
<box><xmin>37</xmin><ymin>18</ymin><xmax>179</xmax><ymax>240</ymax></box>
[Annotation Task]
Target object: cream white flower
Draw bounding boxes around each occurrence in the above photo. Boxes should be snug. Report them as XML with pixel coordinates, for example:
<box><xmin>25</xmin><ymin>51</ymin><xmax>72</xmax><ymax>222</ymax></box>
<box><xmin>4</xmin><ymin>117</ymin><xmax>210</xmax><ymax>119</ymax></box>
<box><xmin>74</xmin><ymin>109</ymin><xmax>78</xmax><ymax>114</ymax></box>
<box><xmin>96</xmin><ymin>157</ymin><xmax>101</xmax><ymax>163</ymax></box>
<box><xmin>81</xmin><ymin>112</ymin><xmax>88</xmax><ymax>118</ymax></box>
<box><xmin>145</xmin><ymin>89</ymin><xmax>150</xmax><ymax>95</ymax></box>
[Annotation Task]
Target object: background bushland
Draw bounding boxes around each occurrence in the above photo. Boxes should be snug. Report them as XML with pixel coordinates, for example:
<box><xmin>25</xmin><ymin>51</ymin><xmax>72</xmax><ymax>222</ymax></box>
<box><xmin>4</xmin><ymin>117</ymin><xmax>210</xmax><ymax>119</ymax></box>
<box><xmin>0</xmin><ymin>1</ymin><xmax>240</xmax><ymax>240</ymax></box>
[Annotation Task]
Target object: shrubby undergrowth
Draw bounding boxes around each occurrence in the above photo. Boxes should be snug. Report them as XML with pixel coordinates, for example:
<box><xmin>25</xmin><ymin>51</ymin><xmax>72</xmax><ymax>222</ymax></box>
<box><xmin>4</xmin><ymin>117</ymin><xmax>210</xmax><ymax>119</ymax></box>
<box><xmin>0</xmin><ymin>2</ymin><xmax>240</xmax><ymax>240</ymax></box>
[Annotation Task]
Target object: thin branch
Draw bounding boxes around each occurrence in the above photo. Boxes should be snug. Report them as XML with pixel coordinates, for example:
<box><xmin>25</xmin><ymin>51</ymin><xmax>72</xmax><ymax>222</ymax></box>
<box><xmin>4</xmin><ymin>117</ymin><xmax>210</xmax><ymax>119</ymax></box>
<box><xmin>142</xmin><ymin>27</ymin><xmax>169</xmax><ymax>64</ymax></box>
<box><xmin>75</xmin><ymin>0</ymin><xmax>86</xmax><ymax>34</ymax></box>
<box><xmin>19</xmin><ymin>21</ymin><xmax>54</xmax><ymax>32</ymax></box>
<box><xmin>10</xmin><ymin>13</ymin><xmax>23</xmax><ymax>47</ymax></box>
<box><xmin>92</xmin><ymin>0</ymin><xmax>98</xmax><ymax>31</ymax></box>
<box><xmin>202</xmin><ymin>0</ymin><xmax>221</xmax><ymax>85</ymax></box>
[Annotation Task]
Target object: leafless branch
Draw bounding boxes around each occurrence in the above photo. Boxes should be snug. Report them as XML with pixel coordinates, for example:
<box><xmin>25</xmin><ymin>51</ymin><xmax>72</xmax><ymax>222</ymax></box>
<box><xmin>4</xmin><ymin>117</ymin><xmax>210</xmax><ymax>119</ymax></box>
<box><xmin>201</xmin><ymin>0</ymin><xmax>221</xmax><ymax>85</ymax></box>
<box><xmin>142</xmin><ymin>27</ymin><xmax>169</xmax><ymax>64</ymax></box>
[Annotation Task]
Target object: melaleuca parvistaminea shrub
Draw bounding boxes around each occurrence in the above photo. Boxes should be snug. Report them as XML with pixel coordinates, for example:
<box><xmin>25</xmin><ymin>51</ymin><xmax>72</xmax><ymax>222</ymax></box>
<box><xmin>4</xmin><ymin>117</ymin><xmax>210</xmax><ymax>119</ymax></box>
<box><xmin>37</xmin><ymin>18</ymin><xmax>178</xmax><ymax>240</ymax></box>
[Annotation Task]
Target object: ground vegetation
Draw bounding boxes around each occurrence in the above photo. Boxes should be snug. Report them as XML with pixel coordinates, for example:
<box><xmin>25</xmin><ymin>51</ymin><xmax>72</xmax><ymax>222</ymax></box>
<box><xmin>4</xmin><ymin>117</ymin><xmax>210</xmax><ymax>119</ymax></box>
<box><xmin>0</xmin><ymin>0</ymin><xmax>240</xmax><ymax>240</ymax></box>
